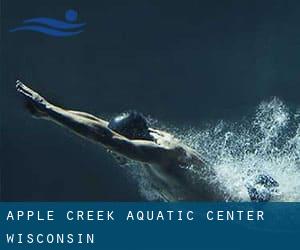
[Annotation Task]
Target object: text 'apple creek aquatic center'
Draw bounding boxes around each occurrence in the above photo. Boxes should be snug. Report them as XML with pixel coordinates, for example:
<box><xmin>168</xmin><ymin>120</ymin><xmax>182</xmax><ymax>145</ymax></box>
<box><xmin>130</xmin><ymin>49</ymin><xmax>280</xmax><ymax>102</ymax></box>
<box><xmin>5</xmin><ymin>209</ymin><xmax>264</xmax><ymax>222</ymax></box>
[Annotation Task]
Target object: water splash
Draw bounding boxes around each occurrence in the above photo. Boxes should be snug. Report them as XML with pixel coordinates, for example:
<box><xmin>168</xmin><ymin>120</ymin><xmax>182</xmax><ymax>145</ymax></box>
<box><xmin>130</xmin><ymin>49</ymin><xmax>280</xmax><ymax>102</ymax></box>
<box><xmin>123</xmin><ymin>98</ymin><xmax>300</xmax><ymax>201</ymax></box>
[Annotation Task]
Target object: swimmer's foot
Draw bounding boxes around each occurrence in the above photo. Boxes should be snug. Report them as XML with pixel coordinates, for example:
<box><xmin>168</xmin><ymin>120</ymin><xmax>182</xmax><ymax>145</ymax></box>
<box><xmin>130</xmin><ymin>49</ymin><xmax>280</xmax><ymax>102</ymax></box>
<box><xmin>246</xmin><ymin>174</ymin><xmax>279</xmax><ymax>202</ymax></box>
<box><xmin>16</xmin><ymin>80</ymin><xmax>49</xmax><ymax>118</ymax></box>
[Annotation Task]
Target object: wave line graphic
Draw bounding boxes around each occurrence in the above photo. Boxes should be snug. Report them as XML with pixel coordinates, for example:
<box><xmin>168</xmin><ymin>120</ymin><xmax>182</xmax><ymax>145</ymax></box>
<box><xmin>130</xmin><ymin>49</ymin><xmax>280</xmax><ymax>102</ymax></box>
<box><xmin>10</xmin><ymin>25</ymin><xmax>84</xmax><ymax>37</ymax></box>
<box><xmin>9</xmin><ymin>9</ymin><xmax>85</xmax><ymax>37</ymax></box>
<box><xmin>23</xmin><ymin>18</ymin><xmax>85</xmax><ymax>29</ymax></box>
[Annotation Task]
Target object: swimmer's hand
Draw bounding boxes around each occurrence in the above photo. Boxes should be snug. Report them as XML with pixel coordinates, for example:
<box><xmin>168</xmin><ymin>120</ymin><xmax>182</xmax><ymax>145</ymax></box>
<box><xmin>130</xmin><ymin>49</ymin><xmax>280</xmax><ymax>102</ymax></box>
<box><xmin>16</xmin><ymin>80</ymin><xmax>49</xmax><ymax>118</ymax></box>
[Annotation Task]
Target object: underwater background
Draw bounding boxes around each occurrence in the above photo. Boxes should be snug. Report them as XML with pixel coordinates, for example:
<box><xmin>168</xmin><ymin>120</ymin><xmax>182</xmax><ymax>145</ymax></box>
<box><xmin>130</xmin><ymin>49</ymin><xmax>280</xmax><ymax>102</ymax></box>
<box><xmin>2</xmin><ymin>0</ymin><xmax>300</xmax><ymax>201</ymax></box>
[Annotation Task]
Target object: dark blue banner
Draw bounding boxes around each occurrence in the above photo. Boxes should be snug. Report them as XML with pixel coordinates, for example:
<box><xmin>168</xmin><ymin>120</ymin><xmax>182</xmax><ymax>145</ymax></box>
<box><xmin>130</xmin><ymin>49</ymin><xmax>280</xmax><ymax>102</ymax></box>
<box><xmin>0</xmin><ymin>202</ymin><xmax>298</xmax><ymax>249</ymax></box>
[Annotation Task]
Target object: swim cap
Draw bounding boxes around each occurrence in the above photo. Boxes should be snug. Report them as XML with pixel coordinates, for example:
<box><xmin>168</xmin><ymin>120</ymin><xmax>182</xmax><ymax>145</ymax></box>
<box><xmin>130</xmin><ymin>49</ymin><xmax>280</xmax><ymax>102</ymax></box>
<box><xmin>108</xmin><ymin>111</ymin><xmax>153</xmax><ymax>141</ymax></box>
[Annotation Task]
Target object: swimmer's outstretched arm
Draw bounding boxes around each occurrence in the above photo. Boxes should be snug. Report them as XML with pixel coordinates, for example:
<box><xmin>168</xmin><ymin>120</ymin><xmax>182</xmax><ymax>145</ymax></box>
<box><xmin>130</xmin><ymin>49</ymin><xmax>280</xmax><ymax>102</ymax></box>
<box><xmin>16</xmin><ymin>81</ymin><xmax>176</xmax><ymax>165</ymax></box>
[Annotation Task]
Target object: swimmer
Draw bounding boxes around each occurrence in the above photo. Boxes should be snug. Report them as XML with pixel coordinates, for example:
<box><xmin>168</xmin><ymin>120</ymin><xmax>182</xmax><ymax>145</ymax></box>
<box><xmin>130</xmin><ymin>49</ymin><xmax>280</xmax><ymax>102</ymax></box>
<box><xmin>16</xmin><ymin>80</ymin><xmax>277</xmax><ymax>201</ymax></box>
